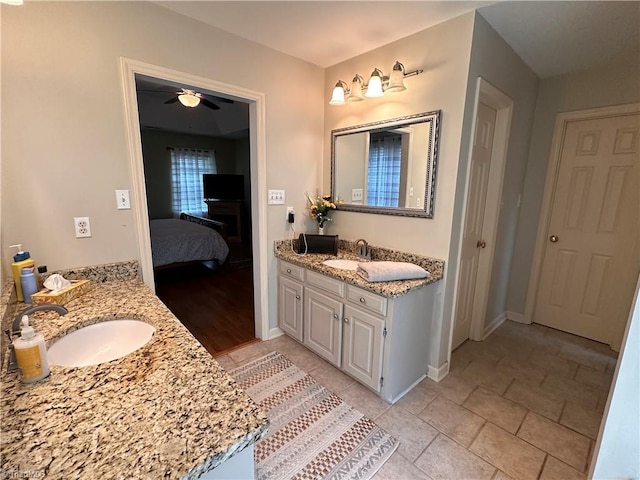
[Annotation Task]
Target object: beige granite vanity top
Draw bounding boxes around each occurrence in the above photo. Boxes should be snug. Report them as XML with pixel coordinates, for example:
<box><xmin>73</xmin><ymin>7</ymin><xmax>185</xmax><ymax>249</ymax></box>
<box><xmin>0</xmin><ymin>263</ymin><xmax>268</xmax><ymax>479</ymax></box>
<box><xmin>274</xmin><ymin>239</ymin><xmax>445</xmax><ymax>297</ymax></box>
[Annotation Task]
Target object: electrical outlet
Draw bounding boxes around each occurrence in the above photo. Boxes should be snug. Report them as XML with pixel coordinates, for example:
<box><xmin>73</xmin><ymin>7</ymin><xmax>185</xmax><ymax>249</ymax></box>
<box><xmin>286</xmin><ymin>206</ymin><xmax>295</xmax><ymax>222</ymax></box>
<box><xmin>351</xmin><ymin>188</ymin><xmax>363</xmax><ymax>202</ymax></box>
<box><xmin>74</xmin><ymin>217</ymin><xmax>92</xmax><ymax>238</ymax></box>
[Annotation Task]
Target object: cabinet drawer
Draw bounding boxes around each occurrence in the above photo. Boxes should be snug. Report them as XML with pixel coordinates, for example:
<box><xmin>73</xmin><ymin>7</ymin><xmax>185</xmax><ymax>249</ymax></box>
<box><xmin>307</xmin><ymin>269</ymin><xmax>345</xmax><ymax>298</ymax></box>
<box><xmin>280</xmin><ymin>261</ymin><xmax>305</xmax><ymax>282</ymax></box>
<box><xmin>346</xmin><ymin>285</ymin><xmax>387</xmax><ymax>317</ymax></box>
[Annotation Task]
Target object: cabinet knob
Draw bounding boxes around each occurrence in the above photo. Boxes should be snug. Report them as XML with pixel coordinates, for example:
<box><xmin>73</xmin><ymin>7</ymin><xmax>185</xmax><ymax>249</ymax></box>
<box><xmin>343</xmin><ymin>317</ymin><xmax>350</xmax><ymax>324</ymax></box>
<box><xmin>333</xmin><ymin>314</ymin><xmax>339</xmax><ymax>320</ymax></box>
<box><xmin>359</xmin><ymin>297</ymin><xmax>366</xmax><ymax>303</ymax></box>
<box><xmin>295</xmin><ymin>295</ymin><xmax>300</xmax><ymax>300</ymax></box>
<box><xmin>286</xmin><ymin>268</ymin><xmax>292</xmax><ymax>273</ymax></box>
<box><xmin>549</xmin><ymin>235</ymin><xmax>559</xmax><ymax>243</ymax></box>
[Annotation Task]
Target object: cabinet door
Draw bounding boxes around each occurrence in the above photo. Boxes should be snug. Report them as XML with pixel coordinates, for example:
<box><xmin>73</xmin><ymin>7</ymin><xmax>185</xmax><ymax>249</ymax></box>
<box><xmin>278</xmin><ymin>276</ymin><xmax>304</xmax><ymax>342</ymax></box>
<box><xmin>304</xmin><ymin>287</ymin><xmax>343</xmax><ymax>367</ymax></box>
<box><xmin>342</xmin><ymin>305</ymin><xmax>385</xmax><ymax>392</ymax></box>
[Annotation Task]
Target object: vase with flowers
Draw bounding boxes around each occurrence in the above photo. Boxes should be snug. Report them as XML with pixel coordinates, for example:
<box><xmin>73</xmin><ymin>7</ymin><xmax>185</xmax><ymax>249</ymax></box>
<box><xmin>305</xmin><ymin>193</ymin><xmax>337</xmax><ymax>234</ymax></box>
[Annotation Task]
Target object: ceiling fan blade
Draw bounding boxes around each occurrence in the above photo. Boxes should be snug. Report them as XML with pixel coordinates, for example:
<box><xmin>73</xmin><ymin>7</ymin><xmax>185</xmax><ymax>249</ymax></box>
<box><xmin>200</xmin><ymin>98</ymin><xmax>221</xmax><ymax>110</ymax></box>
<box><xmin>211</xmin><ymin>96</ymin><xmax>234</xmax><ymax>104</ymax></box>
<box><xmin>164</xmin><ymin>97</ymin><xmax>179</xmax><ymax>104</ymax></box>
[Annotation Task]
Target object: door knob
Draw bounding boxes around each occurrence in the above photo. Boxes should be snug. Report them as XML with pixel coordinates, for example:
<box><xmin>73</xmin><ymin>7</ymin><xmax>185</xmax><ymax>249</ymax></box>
<box><xmin>549</xmin><ymin>235</ymin><xmax>559</xmax><ymax>243</ymax></box>
<box><xmin>476</xmin><ymin>240</ymin><xmax>486</xmax><ymax>249</ymax></box>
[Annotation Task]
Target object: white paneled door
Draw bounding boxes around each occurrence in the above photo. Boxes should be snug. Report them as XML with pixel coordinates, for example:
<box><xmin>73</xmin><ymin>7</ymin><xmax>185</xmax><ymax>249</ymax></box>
<box><xmin>452</xmin><ymin>102</ymin><xmax>497</xmax><ymax>350</ymax></box>
<box><xmin>535</xmin><ymin>112</ymin><xmax>640</xmax><ymax>344</ymax></box>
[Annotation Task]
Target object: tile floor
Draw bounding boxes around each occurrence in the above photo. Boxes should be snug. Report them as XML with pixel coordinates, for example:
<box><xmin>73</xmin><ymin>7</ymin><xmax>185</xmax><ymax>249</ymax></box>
<box><xmin>215</xmin><ymin>320</ymin><xmax>618</xmax><ymax>480</ymax></box>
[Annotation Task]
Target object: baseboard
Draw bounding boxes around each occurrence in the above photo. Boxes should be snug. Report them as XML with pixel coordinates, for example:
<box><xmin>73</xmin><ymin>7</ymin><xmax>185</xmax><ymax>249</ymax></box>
<box><xmin>427</xmin><ymin>362</ymin><xmax>449</xmax><ymax>382</ymax></box>
<box><xmin>483</xmin><ymin>312</ymin><xmax>507</xmax><ymax>339</ymax></box>
<box><xmin>268</xmin><ymin>326</ymin><xmax>284</xmax><ymax>339</ymax></box>
<box><xmin>506</xmin><ymin>311</ymin><xmax>528</xmax><ymax>324</ymax></box>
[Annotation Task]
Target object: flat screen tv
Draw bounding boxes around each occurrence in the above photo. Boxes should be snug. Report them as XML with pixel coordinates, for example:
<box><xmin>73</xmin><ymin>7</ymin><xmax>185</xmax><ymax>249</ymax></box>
<box><xmin>203</xmin><ymin>174</ymin><xmax>244</xmax><ymax>201</ymax></box>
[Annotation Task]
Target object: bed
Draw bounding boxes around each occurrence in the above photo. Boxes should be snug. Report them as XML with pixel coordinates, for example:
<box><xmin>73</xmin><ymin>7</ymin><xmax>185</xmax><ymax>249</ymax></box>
<box><xmin>150</xmin><ymin>213</ymin><xmax>230</xmax><ymax>269</ymax></box>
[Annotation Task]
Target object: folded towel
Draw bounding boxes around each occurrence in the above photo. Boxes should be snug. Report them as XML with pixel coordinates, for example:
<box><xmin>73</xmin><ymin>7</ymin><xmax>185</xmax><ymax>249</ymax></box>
<box><xmin>356</xmin><ymin>261</ymin><xmax>429</xmax><ymax>283</ymax></box>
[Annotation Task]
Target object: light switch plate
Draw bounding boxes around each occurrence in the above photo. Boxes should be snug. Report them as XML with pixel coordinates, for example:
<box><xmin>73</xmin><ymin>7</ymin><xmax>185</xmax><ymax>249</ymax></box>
<box><xmin>115</xmin><ymin>190</ymin><xmax>131</xmax><ymax>210</ymax></box>
<box><xmin>268</xmin><ymin>190</ymin><xmax>285</xmax><ymax>205</ymax></box>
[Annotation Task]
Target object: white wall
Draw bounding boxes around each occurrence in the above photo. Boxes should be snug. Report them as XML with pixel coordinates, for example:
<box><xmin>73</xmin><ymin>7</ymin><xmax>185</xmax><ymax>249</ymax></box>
<box><xmin>591</xmin><ymin>276</ymin><xmax>640</xmax><ymax>479</ymax></box>
<box><xmin>324</xmin><ymin>12</ymin><xmax>475</xmax><ymax>369</ymax></box>
<box><xmin>1</xmin><ymin>2</ymin><xmax>325</xmax><ymax>329</ymax></box>
<box><xmin>508</xmin><ymin>63</ymin><xmax>640</xmax><ymax>315</ymax></box>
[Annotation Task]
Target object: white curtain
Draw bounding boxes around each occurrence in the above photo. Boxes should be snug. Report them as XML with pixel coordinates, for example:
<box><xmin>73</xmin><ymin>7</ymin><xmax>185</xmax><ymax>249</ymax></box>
<box><xmin>170</xmin><ymin>148</ymin><xmax>216</xmax><ymax>216</ymax></box>
<box><xmin>367</xmin><ymin>135</ymin><xmax>401</xmax><ymax>207</ymax></box>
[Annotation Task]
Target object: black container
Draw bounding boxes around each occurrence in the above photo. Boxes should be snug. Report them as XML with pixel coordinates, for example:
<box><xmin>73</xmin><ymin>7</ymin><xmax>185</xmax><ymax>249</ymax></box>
<box><xmin>297</xmin><ymin>234</ymin><xmax>339</xmax><ymax>255</ymax></box>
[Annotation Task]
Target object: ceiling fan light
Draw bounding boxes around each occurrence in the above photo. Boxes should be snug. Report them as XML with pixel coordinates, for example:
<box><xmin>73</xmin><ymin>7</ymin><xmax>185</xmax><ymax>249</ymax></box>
<box><xmin>365</xmin><ymin>69</ymin><xmax>384</xmax><ymax>98</ymax></box>
<box><xmin>178</xmin><ymin>93</ymin><xmax>200</xmax><ymax>108</ymax></box>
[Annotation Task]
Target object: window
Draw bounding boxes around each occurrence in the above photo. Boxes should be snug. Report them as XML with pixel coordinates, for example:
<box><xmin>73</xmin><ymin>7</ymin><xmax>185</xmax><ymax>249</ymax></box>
<box><xmin>170</xmin><ymin>148</ymin><xmax>216</xmax><ymax>216</ymax></box>
<box><xmin>367</xmin><ymin>132</ymin><xmax>402</xmax><ymax>207</ymax></box>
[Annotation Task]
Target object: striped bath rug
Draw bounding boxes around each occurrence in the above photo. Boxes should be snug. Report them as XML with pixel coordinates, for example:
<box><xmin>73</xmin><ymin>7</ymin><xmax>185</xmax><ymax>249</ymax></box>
<box><xmin>230</xmin><ymin>351</ymin><xmax>398</xmax><ymax>480</ymax></box>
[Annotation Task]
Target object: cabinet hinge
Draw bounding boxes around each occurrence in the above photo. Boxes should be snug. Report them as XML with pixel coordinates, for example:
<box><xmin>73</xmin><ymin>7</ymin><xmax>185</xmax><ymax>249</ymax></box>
<box><xmin>379</xmin><ymin>377</ymin><xmax>384</xmax><ymax>387</ymax></box>
<box><xmin>383</xmin><ymin>327</ymin><xmax>387</xmax><ymax>338</ymax></box>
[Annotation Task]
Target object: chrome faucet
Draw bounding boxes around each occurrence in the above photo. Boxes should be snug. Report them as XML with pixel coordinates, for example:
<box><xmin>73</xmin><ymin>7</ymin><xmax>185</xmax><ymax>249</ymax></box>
<box><xmin>5</xmin><ymin>304</ymin><xmax>68</xmax><ymax>372</ymax></box>
<box><xmin>355</xmin><ymin>239</ymin><xmax>371</xmax><ymax>260</ymax></box>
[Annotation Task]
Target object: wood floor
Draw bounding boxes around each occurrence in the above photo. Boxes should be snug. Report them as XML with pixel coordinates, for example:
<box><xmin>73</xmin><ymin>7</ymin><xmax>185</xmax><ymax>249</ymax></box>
<box><xmin>155</xmin><ymin>261</ymin><xmax>256</xmax><ymax>357</ymax></box>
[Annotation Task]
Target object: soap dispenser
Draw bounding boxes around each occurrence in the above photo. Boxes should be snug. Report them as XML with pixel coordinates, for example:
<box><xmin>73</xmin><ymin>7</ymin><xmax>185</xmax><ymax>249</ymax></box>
<box><xmin>13</xmin><ymin>316</ymin><xmax>50</xmax><ymax>383</ymax></box>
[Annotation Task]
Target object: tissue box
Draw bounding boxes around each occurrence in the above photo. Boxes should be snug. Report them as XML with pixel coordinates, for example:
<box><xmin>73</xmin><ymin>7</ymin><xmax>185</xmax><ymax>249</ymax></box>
<box><xmin>30</xmin><ymin>279</ymin><xmax>92</xmax><ymax>306</ymax></box>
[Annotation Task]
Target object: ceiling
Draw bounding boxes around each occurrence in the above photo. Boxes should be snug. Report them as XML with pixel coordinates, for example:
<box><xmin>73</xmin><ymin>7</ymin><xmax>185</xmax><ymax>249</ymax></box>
<box><xmin>155</xmin><ymin>1</ymin><xmax>640</xmax><ymax>78</ymax></box>
<box><xmin>140</xmin><ymin>1</ymin><xmax>639</xmax><ymax>137</ymax></box>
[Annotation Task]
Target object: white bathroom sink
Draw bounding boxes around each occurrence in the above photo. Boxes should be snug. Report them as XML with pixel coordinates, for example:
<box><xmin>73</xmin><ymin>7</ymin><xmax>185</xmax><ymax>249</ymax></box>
<box><xmin>322</xmin><ymin>259</ymin><xmax>361</xmax><ymax>271</ymax></box>
<box><xmin>47</xmin><ymin>319</ymin><xmax>155</xmax><ymax>367</ymax></box>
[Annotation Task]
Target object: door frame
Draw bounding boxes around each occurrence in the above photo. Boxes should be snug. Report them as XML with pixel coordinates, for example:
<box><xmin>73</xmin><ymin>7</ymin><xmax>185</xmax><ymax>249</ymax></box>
<box><xmin>119</xmin><ymin>57</ymin><xmax>270</xmax><ymax>340</ymax></box>
<box><xmin>451</xmin><ymin>77</ymin><xmax>514</xmax><ymax>347</ymax></box>
<box><xmin>524</xmin><ymin>103</ymin><xmax>640</xmax><ymax>348</ymax></box>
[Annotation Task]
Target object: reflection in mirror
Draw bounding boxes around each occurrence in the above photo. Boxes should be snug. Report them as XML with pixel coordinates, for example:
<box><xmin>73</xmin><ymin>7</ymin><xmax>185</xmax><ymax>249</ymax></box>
<box><xmin>331</xmin><ymin>111</ymin><xmax>441</xmax><ymax>218</ymax></box>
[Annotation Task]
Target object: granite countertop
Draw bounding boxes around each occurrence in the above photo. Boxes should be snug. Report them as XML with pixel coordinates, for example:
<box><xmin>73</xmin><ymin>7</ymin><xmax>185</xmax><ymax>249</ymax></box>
<box><xmin>0</xmin><ymin>265</ymin><xmax>268</xmax><ymax>479</ymax></box>
<box><xmin>274</xmin><ymin>239</ymin><xmax>445</xmax><ymax>298</ymax></box>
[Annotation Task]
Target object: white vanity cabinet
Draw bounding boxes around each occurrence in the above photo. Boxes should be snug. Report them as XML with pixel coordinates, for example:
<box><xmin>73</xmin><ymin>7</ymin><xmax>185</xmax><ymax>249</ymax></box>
<box><xmin>277</xmin><ymin>260</ymin><xmax>436</xmax><ymax>403</ymax></box>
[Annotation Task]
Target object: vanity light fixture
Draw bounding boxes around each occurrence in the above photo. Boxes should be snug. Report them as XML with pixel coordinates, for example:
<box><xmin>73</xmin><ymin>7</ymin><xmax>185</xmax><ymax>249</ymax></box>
<box><xmin>329</xmin><ymin>60</ymin><xmax>423</xmax><ymax>105</ymax></box>
<box><xmin>178</xmin><ymin>90</ymin><xmax>201</xmax><ymax>108</ymax></box>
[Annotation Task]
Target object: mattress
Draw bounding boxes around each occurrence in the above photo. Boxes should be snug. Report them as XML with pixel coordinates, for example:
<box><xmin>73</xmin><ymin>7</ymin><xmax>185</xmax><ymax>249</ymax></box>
<box><xmin>150</xmin><ymin>218</ymin><xmax>229</xmax><ymax>268</ymax></box>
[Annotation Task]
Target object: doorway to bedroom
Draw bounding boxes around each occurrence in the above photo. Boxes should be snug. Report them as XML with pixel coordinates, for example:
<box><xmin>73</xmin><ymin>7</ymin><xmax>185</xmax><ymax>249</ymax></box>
<box><xmin>134</xmin><ymin>74</ymin><xmax>257</xmax><ymax>356</ymax></box>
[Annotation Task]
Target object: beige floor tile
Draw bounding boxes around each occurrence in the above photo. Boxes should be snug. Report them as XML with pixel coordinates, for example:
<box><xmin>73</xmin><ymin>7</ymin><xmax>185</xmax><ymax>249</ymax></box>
<box><xmin>338</xmin><ymin>381</ymin><xmax>391</xmax><ymax>420</ymax></box>
<box><xmin>418</xmin><ymin>396</ymin><xmax>485</xmax><ymax>447</ymax></box>
<box><xmin>574</xmin><ymin>364</ymin><xmax>614</xmax><ymax>390</ymax></box>
<box><xmin>395</xmin><ymin>379</ymin><xmax>437</xmax><ymax>415</ymax></box>
<box><xmin>421</xmin><ymin>373</ymin><xmax>476</xmax><ymax>405</ymax></box>
<box><xmin>503</xmin><ymin>379</ymin><xmax>565</xmax><ymax>421</ymax></box>
<box><xmin>496</xmin><ymin>356</ymin><xmax>547</xmax><ymax>386</ymax></box>
<box><xmin>213</xmin><ymin>354</ymin><xmax>237</xmax><ymax>371</ymax></box>
<box><xmin>517</xmin><ymin>412</ymin><xmax>591</xmax><ymax>472</ymax></box>
<box><xmin>543</xmin><ymin>327</ymin><xmax>588</xmax><ymax>348</ymax></box>
<box><xmin>415</xmin><ymin>434</ymin><xmax>495</xmax><ymax>480</ymax></box>
<box><xmin>492</xmin><ymin>470</ymin><xmax>514</xmax><ymax>480</ymax></box>
<box><xmin>560</xmin><ymin>401</ymin><xmax>603</xmax><ymax>440</ymax></box>
<box><xmin>539</xmin><ymin>456</ymin><xmax>587</xmax><ymax>480</ymax></box>
<box><xmin>470</xmin><ymin>423</ymin><xmax>546</xmax><ymax>480</ymax></box>
<box><xmin>372</xmin><ymin>451</ymin><xmax>433</xmax><ymax>480</ymax></box>
<box><xmin>452</xmin><ymin>340</ymin><xmax>505</xmax><ymax>367</ymax></box>
<box><xmin>460</xmin><ymin>361</ymin><xmax>514</xmax><ymax>395</ymax></box>
<box><xmin>308</xmin><ymin>362</ymin><xmax>355</xmax><ymax>394</ymax></box>
<box><xmin>376</xmin><ymin>405</ymin><xmax>439</xmax><ymax>462</ymax></box>
<box><xmin>263</xmin><ymin>334</ymin><xmax>303</xmax><ymax>355</ymax></box>
<box><xmin>463</xmin><ymin>387</ymin><xmax>527</xmax><ymax>434</ymax></box>
<box><xmin>558</xmin><ymin>343</ymin><xmax>610</xmax><ymax>371</ymax></box>
<box><xmin>540</xmin><ymin>373</ymin><xmax>600</xmax><ymax>409</ymax></box>
<box><xmin>529</xmin><ymin>349</ymin><xmax>579</xmax><ymax>378</ymax></box>
<box><xmin>227</xmin><ymin>341</ymin><xmax>270</xmax><ymax>365</ymax></box>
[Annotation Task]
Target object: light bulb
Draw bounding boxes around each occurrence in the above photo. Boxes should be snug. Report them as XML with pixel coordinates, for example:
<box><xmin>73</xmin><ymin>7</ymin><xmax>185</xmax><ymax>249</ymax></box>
<box><xmin>329</xmin><ymin>82</ymin><xmax>346</xmax><ymax>105</ymax></box>
<box><xmin>178</xmin><ymin>93</ymin><xmax>201</xmax><ymax>108</ymax></box>
<box><xmin>365</xmin><ymin>69</ymin><xmax>384</xmax><ymax>98</ymax></box>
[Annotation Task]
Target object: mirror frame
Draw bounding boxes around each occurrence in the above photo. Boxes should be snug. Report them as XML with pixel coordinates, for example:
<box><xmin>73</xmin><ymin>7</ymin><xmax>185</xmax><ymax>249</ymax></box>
<box><xmin>330</xmin><ymin>110</ymin><xmax>441</xmax><ymax>218</ymax></box>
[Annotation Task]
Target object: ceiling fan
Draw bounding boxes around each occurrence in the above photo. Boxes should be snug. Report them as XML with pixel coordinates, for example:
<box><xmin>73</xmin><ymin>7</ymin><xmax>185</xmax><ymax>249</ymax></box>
<box><xmin>164</xmin><ymin>88</ymin><xmax>222</xmax><ymax>110</ymax></box>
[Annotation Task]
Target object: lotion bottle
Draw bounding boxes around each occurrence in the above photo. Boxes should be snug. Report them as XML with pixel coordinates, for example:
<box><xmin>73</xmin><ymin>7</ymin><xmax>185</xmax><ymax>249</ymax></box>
<box><xmin>20</xmin><ymin>267</ymin><xmax>38</xmax><ymax>304</ymax></box>
<box><xmin>10</xmin><ymin>244</ymin><xmax>36</xmax><ymax>302</ymax></box>
<box><xmin>13</xmin><ymin>316</ymin><xmax>50</xmax><ymax>383</ymax></box>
